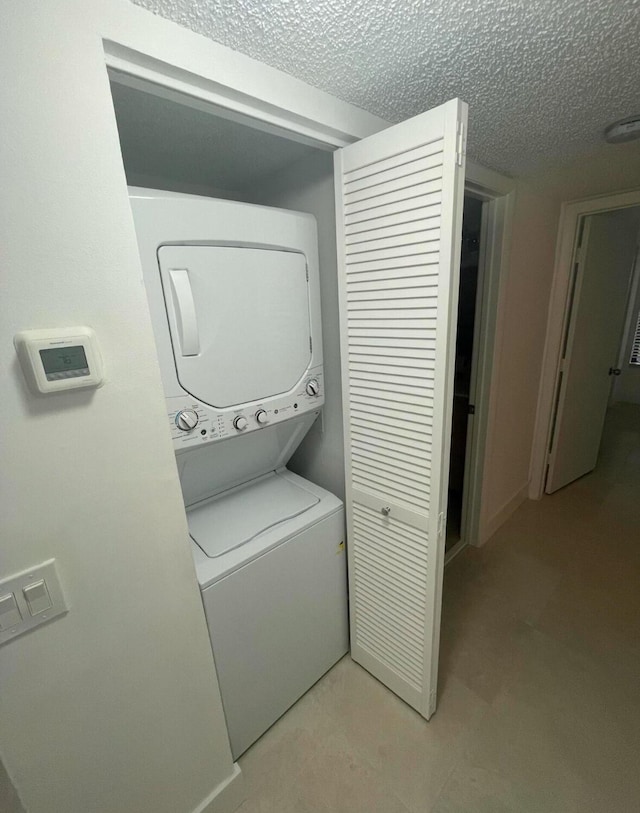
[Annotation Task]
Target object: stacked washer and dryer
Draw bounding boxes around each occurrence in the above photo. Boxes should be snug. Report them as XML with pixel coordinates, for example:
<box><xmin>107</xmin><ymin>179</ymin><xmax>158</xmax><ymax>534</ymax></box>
<box><xmin>129</xmin><ymin>189</ymin><xmax>348</xmax><ymax>758</ymax></box>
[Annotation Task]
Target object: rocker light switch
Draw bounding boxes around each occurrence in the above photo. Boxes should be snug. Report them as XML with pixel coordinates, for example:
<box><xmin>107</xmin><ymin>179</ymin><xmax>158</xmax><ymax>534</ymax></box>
<box><xmin>0</xmin><ymin>559</ymin><xmax>67</xmax><ymax>646</ymax></box>
<box><xmin>23</xmin><ymin>580</ymin><xmax>53</xmax><ymax>616</ymax></box>
<box><xmin>0</xmin><ymin>593</ymin><xmax>23</xmax><ymax>631</ymax></box>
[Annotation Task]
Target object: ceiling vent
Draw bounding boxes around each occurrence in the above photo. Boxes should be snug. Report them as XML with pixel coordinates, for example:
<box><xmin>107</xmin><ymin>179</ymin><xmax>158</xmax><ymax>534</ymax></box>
<box><xmin>604</xmin><ymin>115</ymin><xmax>640</xmax><ymax>144</ymax></box>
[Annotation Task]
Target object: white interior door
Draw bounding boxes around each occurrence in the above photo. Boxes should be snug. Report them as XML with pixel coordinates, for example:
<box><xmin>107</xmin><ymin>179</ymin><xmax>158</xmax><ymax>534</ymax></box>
<box><xmin>546</xmin><ymin>210</ymin><xmax>639</xmax><ymax>493</ymax></box>
<box><xmin>335</xmin><ymin>98</ymin><xmax>467</xmax><ymax>718</ymax></box>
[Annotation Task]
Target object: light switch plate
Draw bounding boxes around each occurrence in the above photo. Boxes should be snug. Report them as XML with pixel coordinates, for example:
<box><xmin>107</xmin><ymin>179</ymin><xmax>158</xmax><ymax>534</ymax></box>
<box><xmin>0</xmin><ymin>559</ymin><xmax>68</xmax><ymax>646</ymax></box>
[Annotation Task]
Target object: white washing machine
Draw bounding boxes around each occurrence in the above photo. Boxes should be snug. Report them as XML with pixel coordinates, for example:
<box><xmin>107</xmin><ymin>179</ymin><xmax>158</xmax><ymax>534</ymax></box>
<box><xmin>129</xmin><ymin>188</ymin><xmax>348</xmax><ymax>758</ymax></box>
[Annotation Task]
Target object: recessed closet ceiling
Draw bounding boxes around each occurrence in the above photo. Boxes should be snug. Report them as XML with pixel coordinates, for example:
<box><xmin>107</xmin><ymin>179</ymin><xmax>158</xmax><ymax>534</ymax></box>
<box><xmin>131</xmin><ymin>0</ymin><xmax>640</xmax><ymax>176</ymax></box>
<box><xmin>111</xmin><ymin>81</ymin><xmax>318</xmax><ymax>193</ymax></box>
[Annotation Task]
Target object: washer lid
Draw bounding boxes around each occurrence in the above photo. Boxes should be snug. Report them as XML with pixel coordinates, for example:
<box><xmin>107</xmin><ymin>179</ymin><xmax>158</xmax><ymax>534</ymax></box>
<box><xmin>158</xmin><ymin>245</ymin><xmax>311</xmax><ymax>408</ymax></box>
<box><xmin>187</xmin><ymin>471</ymin><xmax>320</xmax><ymax>558</ymax></box>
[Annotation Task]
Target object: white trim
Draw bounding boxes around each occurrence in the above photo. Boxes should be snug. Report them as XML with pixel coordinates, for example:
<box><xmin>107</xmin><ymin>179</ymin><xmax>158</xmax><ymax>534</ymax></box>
<box><xmin>529</xmin><ymin>187</ymin><xmax>640</xmax><ymax>499</ymax></box>
<box><xmin>466</xmin><ymin>159</ymin><xmax>515</xmax><ymax>197</ymax></box>
<box><xmin>459</xmin><ymin>165</ymin><xmax>516</xmax><ymax>547</ymax></box>
<box><xmin>616</xmin><ymin>246</ymin><xmax>640</xmax><ymax>370</ymax></box>
<box><xmin>190</xmin><ymin>764</ymin><xmax>244</xmax><ymax>813</ymax></box>
<box><xmin>107</xmin><ymin>58</ymin><xmax>347</xmax><ymax>152</ymax></box>
<box><xmin>479</xmin><ymin>482</ymin><xmax>528</xmax><ymax>545</ymax></box>
<box><xmin>101</xmin><ymin>2</ymin><xmax>388</xmax><ymax>145</ymax></box>
<box><xmin>102</xmin><ymin>35</ymin><xmax>386</xmax><ymax>150</ymax></box>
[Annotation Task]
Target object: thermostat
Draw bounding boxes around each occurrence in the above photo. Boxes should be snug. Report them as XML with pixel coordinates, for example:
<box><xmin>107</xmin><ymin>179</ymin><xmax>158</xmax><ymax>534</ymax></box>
<box><xmin>14</xmin><ymin>327</ymin><xmax>104</xmax><ymax>394</ymax></box>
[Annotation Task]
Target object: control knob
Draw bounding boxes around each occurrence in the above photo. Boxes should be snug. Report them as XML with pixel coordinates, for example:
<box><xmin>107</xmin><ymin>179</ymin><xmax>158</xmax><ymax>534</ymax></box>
<box><xmin>306</xmin><ymin>379</ymin><xmax>320</xmax><ymax>397</ymax></box>
<box><xmin>175</xmin><ymin>409</ymin><xmax>199</xmax><ymax>432</ymax></box>
<box><xmin>255</xmin><ymin>409</ymin><xmax>269</xmax><ymax>425</ymax></box>
<box><xmin>233</xmin><ymin>415</ymin><xmax>249</xmax><ymax>432</ymax></box>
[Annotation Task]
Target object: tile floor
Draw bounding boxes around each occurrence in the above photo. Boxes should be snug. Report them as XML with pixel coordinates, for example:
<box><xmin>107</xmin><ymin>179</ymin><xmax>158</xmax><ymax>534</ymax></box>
<box><xmin>237</xmin><ymin>402</ymin><xmax>640</xmax><ymax>812</ymax></box>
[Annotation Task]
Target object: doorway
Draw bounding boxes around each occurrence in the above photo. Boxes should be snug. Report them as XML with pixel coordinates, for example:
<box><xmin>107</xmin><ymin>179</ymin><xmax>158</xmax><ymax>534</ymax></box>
<box><xmin>540</xmin><ymin>204</ymin><xmax>640</xmax><ymax>494</ymax></box>
<box><xmin>531</xmin><ymin>189</ymin><xmax>640</xmax><ymax>498</ymax></box>
<box><xmin>447</xmin><ymin>195</ymin><xmax>484</xmax><ymax>552</ymax></box>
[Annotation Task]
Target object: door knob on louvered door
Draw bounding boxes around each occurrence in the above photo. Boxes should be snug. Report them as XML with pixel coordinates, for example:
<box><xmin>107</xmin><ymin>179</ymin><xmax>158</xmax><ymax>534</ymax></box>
<box><xmin>381</xmin><ymin>506</ymin><xmax>391</xmax><ymax>516</ymax></box>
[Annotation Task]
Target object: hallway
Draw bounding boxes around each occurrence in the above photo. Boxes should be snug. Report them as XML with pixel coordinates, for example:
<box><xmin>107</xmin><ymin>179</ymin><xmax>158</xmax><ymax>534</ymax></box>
<box><xmin>237</xmin><ymin>402</ymin><xmax>640</xmax><ymax>812</ymax></box>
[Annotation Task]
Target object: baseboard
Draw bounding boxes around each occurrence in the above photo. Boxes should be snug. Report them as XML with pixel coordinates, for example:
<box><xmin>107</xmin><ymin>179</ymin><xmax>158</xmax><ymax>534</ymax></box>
<box><xmin>478</xmin><ymin>482</ymin><xmax>528</xmax><ymax>546</ymax></box>
<box><xmin>191</xmin><ymin>764</ymin><xmax>245</xmax><ymax>813</ymax></box>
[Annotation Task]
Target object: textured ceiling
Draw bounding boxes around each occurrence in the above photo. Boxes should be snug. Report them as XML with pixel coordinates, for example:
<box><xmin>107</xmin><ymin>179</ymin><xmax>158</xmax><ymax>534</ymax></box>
<box><xmin>131</xmin><ymin>0</ymin><xmax>640</xmax><ymax>176</ymax></box>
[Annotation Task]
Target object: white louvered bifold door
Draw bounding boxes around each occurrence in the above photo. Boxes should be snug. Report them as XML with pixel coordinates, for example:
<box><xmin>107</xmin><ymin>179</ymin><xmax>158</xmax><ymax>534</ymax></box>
<box><xmin>335</xmin><ymin>98</ymin><xmax>467</xmax><ymax>718</ymax></box>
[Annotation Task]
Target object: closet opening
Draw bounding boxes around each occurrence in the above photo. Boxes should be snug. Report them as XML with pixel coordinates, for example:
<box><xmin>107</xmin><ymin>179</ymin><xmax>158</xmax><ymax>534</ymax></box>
<box><xmin>447</xmin><ymin>194</ymin><xmax>485</xmax><ymax>555</ymax></box>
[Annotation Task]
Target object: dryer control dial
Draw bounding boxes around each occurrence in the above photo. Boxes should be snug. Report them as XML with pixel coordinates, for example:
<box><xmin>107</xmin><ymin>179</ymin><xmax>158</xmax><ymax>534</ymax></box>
<box><xmin>175</xmin><ymin>409</ymin><xmax>199</xmax><ymax>432</ymax></box>
<box><xmin>233</xmin><ymin>415</ymin><xmax>249</xmax><ymax>432</ymax></box>
<box><xmin>255</xmin><ymin>409</ymin><xmax>268</xmax><ymax>425</ymax></box>
<box><xmin>306</xmin><ymin>379</ymin><xmax>320</xmax><ymax>397</ymax></box>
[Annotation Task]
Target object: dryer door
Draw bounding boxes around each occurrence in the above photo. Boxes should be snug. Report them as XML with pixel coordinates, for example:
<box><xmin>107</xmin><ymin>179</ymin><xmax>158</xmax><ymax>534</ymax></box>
<box><xmin>158</xmin><ymin>245</ymin><xmax>311</xmax><ymax>408</ymax></box>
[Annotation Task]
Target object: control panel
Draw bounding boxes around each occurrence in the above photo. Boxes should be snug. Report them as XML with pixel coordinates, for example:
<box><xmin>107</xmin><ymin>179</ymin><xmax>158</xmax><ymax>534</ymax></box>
<box><xmin>166</xmin><ymin>367</ymin><xmax>324</xmax><ymax>451</ymax></box>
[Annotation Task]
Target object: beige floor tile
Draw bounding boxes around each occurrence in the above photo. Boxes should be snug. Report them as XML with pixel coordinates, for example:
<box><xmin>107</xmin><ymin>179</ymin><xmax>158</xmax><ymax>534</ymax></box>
<box><xmin>438</xmin><ymin>611</ymin><xmax>529</xmax><ymax>706</ymax></box>
<box><xmin>434</xmin><ymin>625</ymin><xmax>640</xmax><ymax>813</ymax></box>
<box><xmin>310</xmin><ymin>657</ymin><xmax>488</xmax><ymax>812</ymax></box>
<box><xmin>238</xmin><ymin>685</ymin><xmax>412</xmax><ymax>813</ymax></box>
<box><xmin>439</xmin><ymin>545</ymin><xmax>559</xmax><ymax>704</ymax></box>
<box><xmin>533</xmin><ymin>576</ymin><xmax>640</xmax><ymax>705</ymax></box>
<box><xmin>430</xmin><ymin>753</ymin><xmax>590</xmax><ymax>813</ymax></box>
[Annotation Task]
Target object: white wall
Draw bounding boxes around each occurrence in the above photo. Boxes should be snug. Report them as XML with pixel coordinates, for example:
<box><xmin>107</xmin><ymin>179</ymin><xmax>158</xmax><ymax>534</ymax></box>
<box><xmin>252</xmin><ymin>151</ymin><xmax>346</xmax><ymax>500</ymax></box>
<box><xmin>0</xmin><ymin>4</ymin><xmax>239</xmax><ymax>812</ymax></box>
<box><xmin>0</xmin><ymin>760</ymin><xmax>25</xmax><ymax>813</ymax></box>
<box><xmin>481</xmin><ymin>141</ymin><xmax>640</xmax><ymax>531</ymax></box>
<box><xmin>480</xmin><ymin>182</ymin><xmax>560</xmax><ymax>533</ymax></box>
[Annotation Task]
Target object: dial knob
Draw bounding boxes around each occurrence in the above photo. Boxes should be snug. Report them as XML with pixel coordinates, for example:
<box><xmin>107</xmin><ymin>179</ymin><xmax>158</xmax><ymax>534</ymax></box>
<box><xmin>175</xmin><ymin>409</ymin><xmax>199</xmax><ymax>432</ymax></box>
<box><xmin>233</xmin><ymin>415</ymin><xmax>248</xmax><ymax>432</ymax></box>
<box><xmin>255</xmin><ymin>409</ymin><xmax>269</xmax><ymax>425</ymax></box>
<box><xmin>306</xmin><ymin>379</ymin><xmax>320</xmax><ymax>397</ymax></box>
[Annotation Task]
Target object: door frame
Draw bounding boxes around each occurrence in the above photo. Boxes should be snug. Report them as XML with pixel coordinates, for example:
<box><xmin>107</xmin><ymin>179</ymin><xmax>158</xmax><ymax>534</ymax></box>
<box><xmin>454</xmin><ymin>167</ymin><xmax>515</xmax><ymax>551</ymax></box>
<box><xmin>530</xmin><ymin>187</ymin><xmax>640</xmax><ymax>499</ymax></box>
<box><xmin>102</xmin><ymin>38</ymin><xmax>512</xmax><ymax>549</ymax></box>
<box><xmin>614</xmin><ymin>244</ymin><xmax>640</xmax><ymax>374</ymax></box>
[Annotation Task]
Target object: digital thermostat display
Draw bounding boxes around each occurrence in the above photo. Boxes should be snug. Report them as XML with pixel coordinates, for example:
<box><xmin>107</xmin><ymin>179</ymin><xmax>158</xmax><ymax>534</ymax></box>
<box><xmin>39</xmin><ymin>346</ymin><xmax>89</xmax><ymax>380</ymax></box>
<box><xmin>14</xmin><ymin>327</ymin><xmax>103</xmax><ymax>394</ymax></box>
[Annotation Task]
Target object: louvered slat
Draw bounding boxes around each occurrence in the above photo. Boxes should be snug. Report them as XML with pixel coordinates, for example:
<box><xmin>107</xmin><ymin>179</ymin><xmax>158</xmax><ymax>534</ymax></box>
<box><xmin>344</xmin><ymin>192</ymin><xmax>442</xmax><ymax>228</ymax></box>
<box><xmin>344</xmin><ymin>139</ymin><xmax>444</xmax><ymax>183</ymax></box>
<box><xmin>345</xmin><ymin>208</ymin><xmax>441</xmax><ymax>237</ymax></box>
<box><xmin>346</xmin><ymin>221</ymin><xmax>441</xmax><ymax>248</ymax></box>
<box><xmin>344</xmin><ymin>147</ymin><xmax>444</xmax><ymax>192</ymax></box>
<box><xmin>347</xmin><ymin>240</ymin><xmax>440</xmax><ymax>263</ymax></box>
